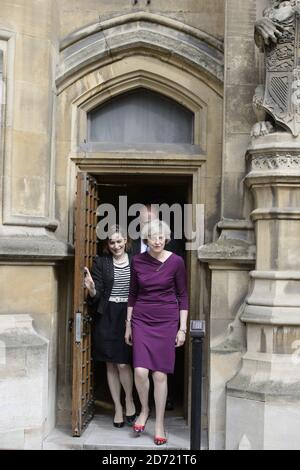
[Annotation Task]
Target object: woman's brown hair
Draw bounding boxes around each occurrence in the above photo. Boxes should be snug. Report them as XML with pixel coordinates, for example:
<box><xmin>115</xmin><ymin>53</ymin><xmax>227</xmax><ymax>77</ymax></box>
<box><xmin>102</xmin><ymin>224</ymin><xmax>132</xmax><ymax>255</ymax></box>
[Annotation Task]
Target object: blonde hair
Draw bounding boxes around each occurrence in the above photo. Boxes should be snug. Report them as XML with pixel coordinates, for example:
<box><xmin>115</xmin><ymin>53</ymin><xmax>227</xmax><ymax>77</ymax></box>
<box><xmin>141</xmin><ymin>219</ymin><xmax>171</xmax><ymax>245</ymax></box>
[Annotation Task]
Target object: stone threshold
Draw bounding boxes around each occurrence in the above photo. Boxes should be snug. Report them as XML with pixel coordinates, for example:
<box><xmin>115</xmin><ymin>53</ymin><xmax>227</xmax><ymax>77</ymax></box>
<box><xmin>43</xmin><ymin>415</ymin><xmax>192</xmax><ymax>451</ymax></box>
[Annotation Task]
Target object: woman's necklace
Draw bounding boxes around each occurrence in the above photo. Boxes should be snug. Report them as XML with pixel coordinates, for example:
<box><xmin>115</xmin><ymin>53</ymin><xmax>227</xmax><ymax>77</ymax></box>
<box><xmin>152</xmin><ymin>251</ymin><xmax>169</xmax><ymax>271</ymax></box>
<box><xmin>149</xmin><ymin>250</ymin><xmax>165</xmax><ymax>261</ymax></box>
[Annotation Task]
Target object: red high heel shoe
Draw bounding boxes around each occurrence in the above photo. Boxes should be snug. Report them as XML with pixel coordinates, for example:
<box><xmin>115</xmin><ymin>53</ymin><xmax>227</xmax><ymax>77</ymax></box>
<box><xmin>154</xmin><ymin>436</ymin><xmax>168</xmax><ymax>446</ymax></box>
<box><xmin>132</xmin><ymin>415</ymin><xmax>149</xmax><ymax>435</ymax></box>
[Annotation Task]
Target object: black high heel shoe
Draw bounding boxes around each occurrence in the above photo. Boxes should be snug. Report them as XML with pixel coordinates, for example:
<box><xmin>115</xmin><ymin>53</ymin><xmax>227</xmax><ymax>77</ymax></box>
<box><xmin>125</xmin><ymin>413</ymin><xmax>137</xmax><ymax>426</ymax></box>
<box><xmin>113</xmin><ymin>421</ymin><xmax>124</xmax><ymax>428</ymax></box>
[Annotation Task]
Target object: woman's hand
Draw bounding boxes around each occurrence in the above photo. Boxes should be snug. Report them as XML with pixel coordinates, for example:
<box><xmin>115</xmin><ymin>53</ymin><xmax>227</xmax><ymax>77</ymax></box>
<box><xmin>125</xmin><ymin>322</ymin><xmax>133</xmax><ymax>346</ymax></box>
<box><xmin>84</xmin><ymin>267</ymin><xmax>96</xmax><ymax>296</ymax></box>
<box><xmin>175</xmin><ymin>330</ymin><xmax>186</xmax><ymax>348</ymax></box>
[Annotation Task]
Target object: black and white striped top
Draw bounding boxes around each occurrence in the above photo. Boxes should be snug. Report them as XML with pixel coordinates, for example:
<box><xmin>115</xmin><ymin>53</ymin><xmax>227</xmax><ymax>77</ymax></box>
<box><xmin>110</xmin><ymin>263</ymin><xmax>131</xmax><ymax>298</ymax></box>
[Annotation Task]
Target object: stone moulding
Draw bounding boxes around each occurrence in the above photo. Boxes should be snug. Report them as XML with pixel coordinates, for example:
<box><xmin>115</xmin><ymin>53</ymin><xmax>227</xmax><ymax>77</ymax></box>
<box><xmin>0</xmin><ymin>236</ymin><xmax>74</xmax><ymax>261</ymax></box>
<box><xmin>246</xmin><ymin>148</ymin><xmax>300</xmax><ymax>219</ymax></box>
<box><xmin>250</xmin><ymin>271</ymin><xmax>300</xmax><ymax>280</ymax></box>
<box><xmin>198</xmin><ymin>219</ymin><xmax>256</xmax><ymax>264</ymax></box>
<box><xmin>57</xmin><ymin>13</ymin><xmax>224</xmax><ymax>90</ymax></box>
<box><xmin>60</xmin><ymin>12</ymin><xmax>224</xmax><ymax>53</ymax></box>
<box><xmin>198</xmin><ymin>239</ymin><xmax>256</xmax><ymax>264</ymax></box>
<box><xmin>227</xmin><ymin>375</ymin><xmax>300</xmax><ymax>401</ymax></box>
<box><xmin>250</xmin><ymin>154</ymin><xmax>300</xmax><ymax>171</ymax></box>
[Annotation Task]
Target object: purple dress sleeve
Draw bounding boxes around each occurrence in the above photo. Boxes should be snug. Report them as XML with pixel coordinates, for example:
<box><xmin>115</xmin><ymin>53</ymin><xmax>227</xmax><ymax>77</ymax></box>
<box><xmin>175</xmin><ymin>257</ymin><xmax>189</xmax><ymax>310</ymax></box>
<box><xmin>128</xmin><ymin>258</ymin><xmax>139</xmax><ymax>307</ymax></box>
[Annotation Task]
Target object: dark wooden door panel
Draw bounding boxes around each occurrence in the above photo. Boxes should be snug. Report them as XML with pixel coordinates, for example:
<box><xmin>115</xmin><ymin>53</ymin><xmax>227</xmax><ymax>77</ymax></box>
<box><xmin>72</xmin><ymin>172</ymin><xmax>99</xmax><ymax>437</ymax></box>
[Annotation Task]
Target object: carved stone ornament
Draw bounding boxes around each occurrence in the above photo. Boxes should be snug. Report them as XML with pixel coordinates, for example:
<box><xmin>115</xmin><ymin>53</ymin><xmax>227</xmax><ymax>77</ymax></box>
<box><xmin>250</xmin><ymin>153</ymin><xmax>300</xmax><ymax>170</ymax></box>
<box><xmin>254</xmin><ymin>1</ymin><xmax>300</xmax><ymax>136</ymax></box>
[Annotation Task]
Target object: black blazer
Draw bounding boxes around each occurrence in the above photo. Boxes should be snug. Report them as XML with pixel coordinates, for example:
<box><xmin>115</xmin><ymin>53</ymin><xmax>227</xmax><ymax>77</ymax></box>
<box><xmin>87</xmin><ymin>253</ymin><xmax>134</xmax><ymax>315</ymax></box>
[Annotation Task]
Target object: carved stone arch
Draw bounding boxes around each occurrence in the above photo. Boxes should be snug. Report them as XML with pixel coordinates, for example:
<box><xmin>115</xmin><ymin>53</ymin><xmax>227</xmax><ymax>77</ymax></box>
<box><xmin>70</xmin><ymin>70</ymin><xmax>209</xmax><ymax>153</ymax></box>
<box><xmin>56</xmin><ymin>12</ymin><xmax>224</xmax><ymax>92</ymax></box>
<box><xmin>55</xmin><ymin>23</ymin><xmax>223</xmax><ymax>259</ymax></box>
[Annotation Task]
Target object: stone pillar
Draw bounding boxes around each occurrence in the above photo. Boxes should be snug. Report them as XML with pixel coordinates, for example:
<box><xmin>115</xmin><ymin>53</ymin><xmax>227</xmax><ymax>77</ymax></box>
<box><xmin>199</xmin><ymin>219</ymin><xmax>255</xmax><ymax>449</ymax></box>
<box><xmin>0</xmin><ymin>315</ymin><xmax>48</xmax><ymax>450</ymax></box>
<box><xmin>222</xmin><ymin>0</ymin><xmax>259</xmax><ymax>221</ymax></box>
<box><xmin>226</xmin><ymin>134</ymin><xmax>300</xmax><ymax>450</ymax></box>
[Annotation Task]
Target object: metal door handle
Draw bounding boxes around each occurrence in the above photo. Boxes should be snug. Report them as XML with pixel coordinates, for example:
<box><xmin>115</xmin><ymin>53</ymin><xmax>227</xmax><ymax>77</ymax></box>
<box><xmin>75</xmin><ymin>312</ymin><xmax>82</xmax><ymax>343</ymax></box>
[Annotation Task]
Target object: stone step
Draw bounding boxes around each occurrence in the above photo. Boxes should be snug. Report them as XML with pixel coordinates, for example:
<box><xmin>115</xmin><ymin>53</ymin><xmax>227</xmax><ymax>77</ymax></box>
<box><xmin>43</xmin><ymin>415</ymin><xmax>191</xmax><ymax>451</ymax></box>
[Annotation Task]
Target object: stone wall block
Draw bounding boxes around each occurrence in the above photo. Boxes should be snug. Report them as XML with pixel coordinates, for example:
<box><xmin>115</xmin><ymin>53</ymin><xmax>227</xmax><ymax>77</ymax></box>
<box><xmin>0</xmin><ymin>315</ymin><xmax>48</xmax><ymax>450</ymax></box>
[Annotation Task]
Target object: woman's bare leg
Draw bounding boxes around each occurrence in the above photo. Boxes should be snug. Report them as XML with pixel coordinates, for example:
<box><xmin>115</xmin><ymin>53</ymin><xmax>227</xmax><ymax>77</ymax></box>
<box><xmin>117</xmin><ymin>364</ymin><xmax>136</xmax><ymax>416</ymax></box>
<box><xmin>106</xmin><ymin>362</ymin><xmax>123</xmax><ymax>423</ymax></box>
<box><xmin>134</xmin><ymin>367</ymin><xmax>150</xmax><ymax>425</ymax></box>
<box><xmin>153</xmin><ymin>371</ymin><xmax>168</xmax><ymax>438</ymax></box>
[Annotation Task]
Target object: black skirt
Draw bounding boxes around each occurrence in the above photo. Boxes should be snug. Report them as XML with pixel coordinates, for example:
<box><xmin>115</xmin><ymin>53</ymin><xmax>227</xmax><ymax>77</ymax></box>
<box><xmin>92</xmin><ymin>301</ymin><xmax>132</xmax><ymax>364</ymax></box>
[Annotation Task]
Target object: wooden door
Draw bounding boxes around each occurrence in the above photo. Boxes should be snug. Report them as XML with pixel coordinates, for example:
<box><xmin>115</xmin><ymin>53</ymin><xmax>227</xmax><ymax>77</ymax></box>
<box><xmin>72</xmin><ymin>172</ymin><xmax>99</xmax><ymax>437</ymax></box>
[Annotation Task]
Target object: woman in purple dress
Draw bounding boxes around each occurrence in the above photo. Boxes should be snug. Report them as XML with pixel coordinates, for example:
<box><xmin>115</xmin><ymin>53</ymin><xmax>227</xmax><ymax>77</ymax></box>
<box><xmin>125</xmin><ymin>220</ymin><xmax>189</xmax><ymax>445</ymax></box>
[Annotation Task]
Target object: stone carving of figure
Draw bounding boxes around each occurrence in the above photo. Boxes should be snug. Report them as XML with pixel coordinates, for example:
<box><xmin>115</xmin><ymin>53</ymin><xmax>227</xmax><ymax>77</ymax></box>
<box><xmin>252</xmin><ymin>0</ymin><xmax>300</xmax><ymax>137</ymax></box>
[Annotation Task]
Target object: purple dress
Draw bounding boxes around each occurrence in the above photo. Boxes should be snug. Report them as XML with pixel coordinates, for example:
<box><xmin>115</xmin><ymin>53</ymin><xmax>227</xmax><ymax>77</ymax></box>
<box><xmin>128</xmin><ymin>252</ymin><xmax>189</xmax><ymax>374</ymax></box>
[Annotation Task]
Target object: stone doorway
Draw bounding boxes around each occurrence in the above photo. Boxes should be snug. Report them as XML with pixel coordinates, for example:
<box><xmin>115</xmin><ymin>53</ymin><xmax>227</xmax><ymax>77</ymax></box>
<box><xmin>70</xmin><ymin>169</ymin><xmax>201</xmax><ymax>445</ymax></box>
<box><xmin>92</xmin><ymin>173</ymin><xmax>190</xmax><ymax>419</ymax></box>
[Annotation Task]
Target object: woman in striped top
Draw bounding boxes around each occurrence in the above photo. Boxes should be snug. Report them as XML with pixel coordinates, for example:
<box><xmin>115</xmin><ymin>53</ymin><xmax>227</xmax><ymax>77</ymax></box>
<box><xmin>85</xmin><ymin>225</ymin><xmax>136</xmax><ymax>428</ymax></box>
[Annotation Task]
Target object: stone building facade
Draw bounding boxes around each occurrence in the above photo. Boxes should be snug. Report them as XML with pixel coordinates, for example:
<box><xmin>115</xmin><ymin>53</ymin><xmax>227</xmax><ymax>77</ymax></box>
<box><xmin>0</xmin><ymin>0</ymin><xmax>299</xmax><ymax>450</ymax></box>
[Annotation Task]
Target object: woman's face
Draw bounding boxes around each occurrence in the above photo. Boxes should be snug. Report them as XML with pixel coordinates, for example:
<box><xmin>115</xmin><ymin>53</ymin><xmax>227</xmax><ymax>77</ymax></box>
<box><xmin>108</xmin><ymin>233</ymin><xmax>126</xmax><ymax>256</ymax></box>
<box><xmin>147</xmin><ymin>233</ymin><xmax>166</xmax><ymax>253</ymax></box>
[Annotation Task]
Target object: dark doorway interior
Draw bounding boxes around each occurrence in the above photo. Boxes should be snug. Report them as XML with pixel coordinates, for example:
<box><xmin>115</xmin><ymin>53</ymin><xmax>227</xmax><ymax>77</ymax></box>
<box><xmin>91</xmin><ymin>173</ymin><xmax>191</xmax><ymax>418</ymax></box>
